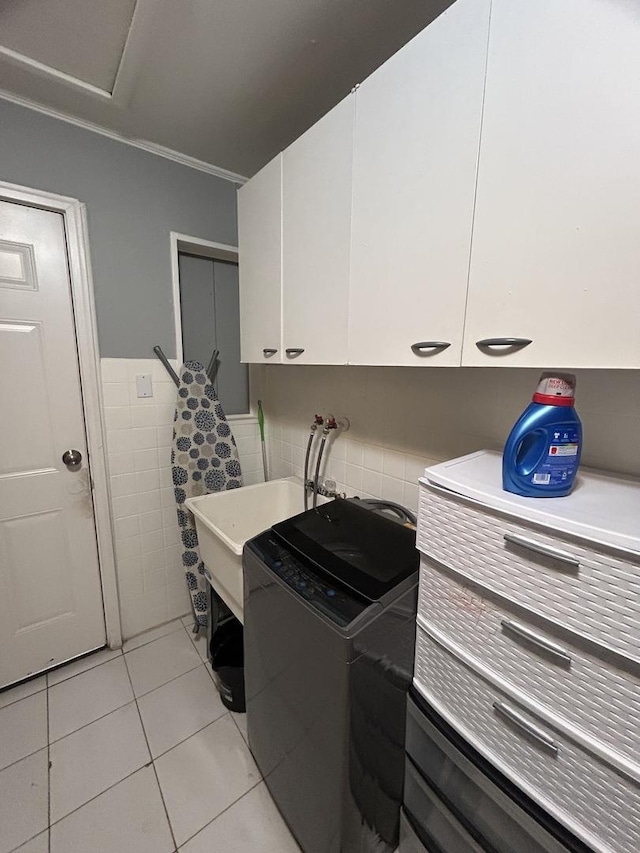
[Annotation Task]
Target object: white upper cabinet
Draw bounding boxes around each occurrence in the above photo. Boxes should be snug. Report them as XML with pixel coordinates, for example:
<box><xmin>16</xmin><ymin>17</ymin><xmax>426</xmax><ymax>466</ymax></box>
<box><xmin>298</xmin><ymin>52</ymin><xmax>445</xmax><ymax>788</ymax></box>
<box><xmin>462</xmin><ymin>0</ymin><xmax>640</xmax><ymax>368</ymax></box>
<box><xmin>281</xmin><ymin>94</ymin><xmax>354</xmax><ymax>364</ymax></box>
<box><xmin>238</xmin><ymin>153</ymin><xmax>282</xmax><ymax>363</ymax></box>
<box><xmin>348</xmin><ymin>0</ymin><xmax>490</xmax><ymax>366</ymax></box>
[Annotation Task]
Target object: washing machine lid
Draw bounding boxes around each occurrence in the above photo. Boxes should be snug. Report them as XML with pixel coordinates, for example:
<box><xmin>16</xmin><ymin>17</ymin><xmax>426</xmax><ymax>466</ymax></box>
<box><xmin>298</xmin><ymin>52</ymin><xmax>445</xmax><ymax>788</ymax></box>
<box><xmin>271</xmin><ymin>499</ymin><xmax>419</xmax><ymax>602</ymax></box>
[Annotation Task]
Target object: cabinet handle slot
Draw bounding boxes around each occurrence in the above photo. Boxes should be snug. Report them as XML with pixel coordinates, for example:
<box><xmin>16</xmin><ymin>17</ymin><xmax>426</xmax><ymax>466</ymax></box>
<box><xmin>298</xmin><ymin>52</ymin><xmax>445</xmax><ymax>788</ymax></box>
<box><xmin>262</xmin><ymin>348</ymin><xmax>278</xmax><ymax>356</ymax></box>
<box><xmin>411</xmin><ymin>341</ymin><xmax>451</xmax><ymax>353</ymax></box>
<box><xmin>285</xmin><ymin>348</ymin><xmax>305</xmax><ymax>356</ymax></box>
<box><xmin>503</xmin><ymin>532</ymin><xmax>580</xmax><ymax>571</ymax></box>
<box><xmin>476</xmin><ymin>337</ymin><xmax>532</xmax><ymax>349</ymax></box>
<box><xmin>492</xmin><ymin>701</ymin><xmax>559</xmax><ymax>756</ymax></box>
<box><xmin>500</xmin><ymin>619</ymin><xmax>572</xmax><ymax>665</ymax></box>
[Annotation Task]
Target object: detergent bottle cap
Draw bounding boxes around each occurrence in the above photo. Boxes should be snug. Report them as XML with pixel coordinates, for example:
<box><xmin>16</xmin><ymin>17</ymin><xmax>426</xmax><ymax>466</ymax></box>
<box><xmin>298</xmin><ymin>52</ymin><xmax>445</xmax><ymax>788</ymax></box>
<box><xmin>532</xmin><ymin>372</ymin><xmax>576</xmax><ymax>406</ymax></box>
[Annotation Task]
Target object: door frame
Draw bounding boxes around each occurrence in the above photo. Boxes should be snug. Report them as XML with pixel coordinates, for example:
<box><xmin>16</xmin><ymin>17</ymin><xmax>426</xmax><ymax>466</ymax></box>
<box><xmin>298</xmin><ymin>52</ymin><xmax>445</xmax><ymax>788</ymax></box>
<box><xmin>0</xmin><ymin>180</ymin><xmax>122</xmax><ymax>649</ymax></box>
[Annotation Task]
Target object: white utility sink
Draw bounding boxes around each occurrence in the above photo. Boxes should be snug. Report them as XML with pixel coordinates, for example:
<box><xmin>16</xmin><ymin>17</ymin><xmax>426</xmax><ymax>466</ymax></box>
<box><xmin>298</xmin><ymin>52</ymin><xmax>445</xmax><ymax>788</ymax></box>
<box><xmin>186</xmin><ymin>478</ymin><xmax>318</xmax><ymax>623</ymax></box>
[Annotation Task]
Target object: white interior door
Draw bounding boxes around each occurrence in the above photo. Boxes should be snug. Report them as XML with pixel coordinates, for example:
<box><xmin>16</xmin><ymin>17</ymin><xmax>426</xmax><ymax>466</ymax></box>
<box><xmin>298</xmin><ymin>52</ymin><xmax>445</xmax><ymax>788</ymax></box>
<box><xmin>0</xmin><ymin>199</ymin><xmax>106</xmax><ymax>688</ymax></box>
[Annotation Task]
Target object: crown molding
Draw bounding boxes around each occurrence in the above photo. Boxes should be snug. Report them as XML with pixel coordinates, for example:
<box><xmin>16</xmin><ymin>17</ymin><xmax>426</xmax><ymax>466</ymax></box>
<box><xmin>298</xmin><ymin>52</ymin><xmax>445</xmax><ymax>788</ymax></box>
<box><xmin>0</xmin><ymin>88</ymin><xmax>248</xmax><ymax>184</ymax></box>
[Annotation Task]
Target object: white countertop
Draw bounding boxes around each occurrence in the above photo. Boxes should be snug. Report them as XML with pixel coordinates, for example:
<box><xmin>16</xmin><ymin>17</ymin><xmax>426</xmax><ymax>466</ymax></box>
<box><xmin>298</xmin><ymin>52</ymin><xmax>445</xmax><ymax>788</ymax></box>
<box><xmin>421</xmin><ymin>450</ymin><xmax>640</xmax><ymax>556</ymax></box>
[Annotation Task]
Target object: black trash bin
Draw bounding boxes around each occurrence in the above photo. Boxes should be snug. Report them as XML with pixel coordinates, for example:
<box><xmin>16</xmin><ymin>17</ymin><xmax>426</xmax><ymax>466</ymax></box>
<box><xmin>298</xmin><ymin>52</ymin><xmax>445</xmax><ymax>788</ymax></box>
<box><xmin>209</xmin><ymin>616</ymin><xmax>245</xmax><ymax>712</ymax></box>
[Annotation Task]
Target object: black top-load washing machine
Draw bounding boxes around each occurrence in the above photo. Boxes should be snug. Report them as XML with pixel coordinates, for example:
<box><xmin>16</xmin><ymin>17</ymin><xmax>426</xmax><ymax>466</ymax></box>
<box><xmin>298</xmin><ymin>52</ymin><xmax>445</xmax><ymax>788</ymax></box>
<box><xmin>243</xmin><ymin>498</ymin><xmax>419</xmax><ymax>853</ymax></box>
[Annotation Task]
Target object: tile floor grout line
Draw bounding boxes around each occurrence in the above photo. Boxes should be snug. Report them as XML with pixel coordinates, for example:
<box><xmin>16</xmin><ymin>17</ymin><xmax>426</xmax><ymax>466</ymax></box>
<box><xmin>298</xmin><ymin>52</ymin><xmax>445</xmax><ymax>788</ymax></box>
<box><xmin>46</xmin><ymin>649</ymin><xmax>123</xmax><ymax>689</ymax></box>
<box><xmin>47</xmin><ymin>762</ymin><xmax>151</xmax><ymax>832</ymax></box>
<box><xmin>0</xmin><ymin>685</ymin><xmax>56</xmax><ymax>852</ymax></box>
<box><xmin>125</xmin><ymin>656</ymin><xmax>257</xmax><ymax>851</ymax></box>
<box><xmin>148</xmin><ymin>697</ymin><xmax>230</xmax><ymax>762</ymax></box>
<box><xmin>1</xmin><ymin>640</ymin><xmax>117</xmax><ymax>700</ymax></box>
<box><xmin>3</xmin><ymin>631</ymin><xmax>215</xmax><ymax>851</ymax></box>
<box><xmin>44</xmin><ymin>701</ymin><xmax>155</xmax><ymax>831</ymax></box>
<box><xmin>177</xmin><ymin>776</ymin><xmax>264</xmax><ymax>850</ymax></box>
<box><xmin>150</xmin><ymin>760</ymin><xmax>179</xmax><ymax>852</ymax></box>
<box><xmin>47</xmin><ymin>697</ymin><xmax>138</xmax><ymax>749</ymax></box>
<box><xmin>0</xmin><ymin>682</ymin><xmax>48</xmax><ymax>711</ymax></box>
<box><xmin>123</xmin><ymin>644</ymin><xmax>179</xmax><ymax>852</ymax></box>
<box><xmin>122</xmin><ymin>619</ymin><xmax>188</xmax><ymax>655</ymax></box>
<box><xmin>17</xmin><ymin>641</ymin><xmax>210</xmax><ymax>843</ymax></box>
<box><xmin>183</xmin><ymin>621</ymin><xmax>206</xmax><ymax>649</ymax></box>
<box><xmin>229</xmin><ymin>711</ymin><xmax>249</xmax><ymax>745</ymax></box>
<box><xmin>127</xmin><ymin>660</ymin><xmax>204</xmax><ymax>701</ymax></box>
<box><xmin>4</xmin><ymin>689</ymin><xmax>295</xmax><ymax>848</ymax></box>
<box><xmin>7</xmin><ymin>827</ymin><xmax>50</xmax><ymax>853</ymax></box>
<box><xmin>0</xmin><ymin>743</ymin><xmax>50</xmax><ymax>776</ymax></box>
<box><xmin>183</xmin><ymin>624</ymin><xmax>202</xmax><ymax>657</ymax></box>
<box><xmin>184</xmin><ymin>632</ymin><xmax>208</xmax><ymax>665</ymax></box>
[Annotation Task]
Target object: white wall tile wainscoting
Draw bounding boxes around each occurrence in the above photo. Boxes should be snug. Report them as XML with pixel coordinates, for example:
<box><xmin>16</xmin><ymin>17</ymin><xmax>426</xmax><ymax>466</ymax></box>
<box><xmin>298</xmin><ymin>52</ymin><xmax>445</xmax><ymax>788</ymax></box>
<box><xmin>261</xmin><ymin>365</ymin><xmax>640</xmax><ymax>515</ymax></box>
<box><xmin>101</xmin><ymin>358</ymin><xmax>640</xmax><ymax>641</ymax></box>
<box><xmin>100</xmin><ymin>359</ymin><xmax>263</xmax><ymax>639</ymax></box>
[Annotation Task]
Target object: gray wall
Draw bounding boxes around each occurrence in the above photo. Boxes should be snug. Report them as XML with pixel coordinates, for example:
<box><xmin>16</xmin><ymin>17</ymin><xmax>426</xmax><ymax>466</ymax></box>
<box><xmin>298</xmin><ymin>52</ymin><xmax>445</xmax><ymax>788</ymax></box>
<box><xmin>0</xmin><ymin>98</ymin><xmax>239</xmax><ymax>358</ymax></box>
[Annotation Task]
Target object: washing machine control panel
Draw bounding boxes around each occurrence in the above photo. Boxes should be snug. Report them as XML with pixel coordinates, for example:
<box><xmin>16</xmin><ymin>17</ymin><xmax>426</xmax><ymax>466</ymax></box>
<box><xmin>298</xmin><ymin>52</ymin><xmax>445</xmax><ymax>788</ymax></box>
<box><xmin>248</xmin><ymin>533</ymin><xmax>369</xmax><ymax>627</ymax></box>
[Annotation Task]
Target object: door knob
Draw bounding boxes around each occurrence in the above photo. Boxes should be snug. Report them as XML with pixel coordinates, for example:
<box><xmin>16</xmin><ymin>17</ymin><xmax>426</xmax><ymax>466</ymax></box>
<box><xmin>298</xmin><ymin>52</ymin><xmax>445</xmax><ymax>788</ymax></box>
<box><xmin>62</xmin><ymin>449</ymin><xmax>82</xmax><ymax>467</ymax></box>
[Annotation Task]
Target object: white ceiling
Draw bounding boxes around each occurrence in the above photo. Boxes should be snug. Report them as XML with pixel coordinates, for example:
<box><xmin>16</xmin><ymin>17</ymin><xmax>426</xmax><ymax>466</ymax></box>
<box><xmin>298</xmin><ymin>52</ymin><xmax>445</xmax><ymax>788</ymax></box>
<box><xmin>0</xmin><ymin>0</ymin><xmax>137</xmax><ymax>90</ymax></box>
<box><xmin>0</xmin><ymin>0</ymin><xmax>453</xmax><ymax>177</ymax></box>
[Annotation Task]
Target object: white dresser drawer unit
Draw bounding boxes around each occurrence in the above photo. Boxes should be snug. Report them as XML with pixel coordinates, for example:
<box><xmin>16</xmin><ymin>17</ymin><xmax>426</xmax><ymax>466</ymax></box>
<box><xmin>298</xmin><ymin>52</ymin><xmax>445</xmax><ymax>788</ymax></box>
<box><xmin>411</xmin><ymin>451</ymin><xmax>640</xmax><ymax>853</ymax></box>
<box><xmin>414</xmin><ymin>625</ymin><xmax>640</xmax><ymax>853</ymax></box>
<box><xmin>418</xmin><ymin>556</ymin><xmax>640</xmax><ymax>767</ymax></box>
<box><xmin>417</xmin><ymin>467</ymin><xmax>640</xmax><ymax>664</ymax></box>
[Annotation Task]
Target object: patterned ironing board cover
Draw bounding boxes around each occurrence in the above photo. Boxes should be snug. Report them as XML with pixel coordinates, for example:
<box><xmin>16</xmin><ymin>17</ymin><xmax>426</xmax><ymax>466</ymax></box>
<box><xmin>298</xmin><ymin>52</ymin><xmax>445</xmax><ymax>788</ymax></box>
<box><xmin>171</xmin><ymin>361</ymin><xmax>243</xmax><ymax>627</ymax></box>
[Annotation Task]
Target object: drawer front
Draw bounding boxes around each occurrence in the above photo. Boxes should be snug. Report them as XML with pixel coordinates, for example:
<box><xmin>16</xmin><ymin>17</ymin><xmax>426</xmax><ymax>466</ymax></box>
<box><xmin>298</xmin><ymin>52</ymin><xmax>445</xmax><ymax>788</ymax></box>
<box><xmin>414</xmin><ymin>627</ymin><xmax>640</xmax><ymax>853</ymax></box>
<box><xmin>399</xmin><ymin>811</ymin><xmax>431</xmax><ymax>853</ymax></box>
<box><xmin>417</xmin><ymin>483</ymin><xmax>640</xmax><ymax>662</ymax></box>
<box><xmin>403</xmin><ymin>761</ymin><xmax>484</xmax><ymax>853</ymax></box>
<box><xmin>418</xmin><ymin>557</ymin><xmax>640</xmax><ymax>767</ymax></box>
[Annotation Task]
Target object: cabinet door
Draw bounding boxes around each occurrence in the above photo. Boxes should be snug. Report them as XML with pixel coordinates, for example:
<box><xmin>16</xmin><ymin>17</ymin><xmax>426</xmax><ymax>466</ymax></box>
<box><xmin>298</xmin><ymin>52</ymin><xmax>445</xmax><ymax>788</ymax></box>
<box><xmin>282</xmin><ymin>95</ymin><xmax>354</xmax><ymax>365</ymax></box>
<box><xmin>348</xmin><ymin>0</ymin><xmax>490</xmax><ymax>367</ymax></box>
<box><xmin>462</xmin><ymin>0</ymin><xmax>640</xmax><ymax>368</ymax></box>
<box><xmin>238</xmin><ymin>154</ymin><xmax>282</xmax><ymax>363</ymax></box>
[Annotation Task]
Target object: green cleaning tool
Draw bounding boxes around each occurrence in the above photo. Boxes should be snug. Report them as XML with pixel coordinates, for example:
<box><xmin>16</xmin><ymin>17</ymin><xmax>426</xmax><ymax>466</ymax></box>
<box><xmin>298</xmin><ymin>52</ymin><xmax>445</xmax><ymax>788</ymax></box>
<box><xmin>257</xmin><ymin>399</ymin><xmax>268</xmax><ymax>481</ymax></box>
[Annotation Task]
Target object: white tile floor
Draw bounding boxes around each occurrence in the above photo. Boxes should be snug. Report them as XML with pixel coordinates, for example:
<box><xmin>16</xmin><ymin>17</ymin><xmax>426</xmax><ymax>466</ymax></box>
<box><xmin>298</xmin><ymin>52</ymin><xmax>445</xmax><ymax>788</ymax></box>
<box><xmin>0</xmin><ymin>617</ymin><xmax>301</xmax><ymax>853</ymax></box>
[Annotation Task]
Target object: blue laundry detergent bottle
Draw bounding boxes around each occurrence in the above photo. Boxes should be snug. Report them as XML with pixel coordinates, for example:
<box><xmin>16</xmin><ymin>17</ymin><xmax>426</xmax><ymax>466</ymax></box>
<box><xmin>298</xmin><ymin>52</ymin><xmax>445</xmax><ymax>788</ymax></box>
<box><xmin>503</xmin><ymin>372</ymin><xmax>582</xmax><ymax>498</ymax></box>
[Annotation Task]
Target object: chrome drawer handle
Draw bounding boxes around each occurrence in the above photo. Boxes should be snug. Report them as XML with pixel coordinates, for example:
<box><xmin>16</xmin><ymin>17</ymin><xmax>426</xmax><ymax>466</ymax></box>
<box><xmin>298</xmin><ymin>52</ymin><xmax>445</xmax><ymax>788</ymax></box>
<box><xmin>503</xmin><ymin>533</ymin><xmax>580</xmax><ymax>570</ymax></box>
<box><xmin>493</xmin><ymin>701</ymin><xmax>559</xmax><ymax>757</ymax></box>
<box><xmin>411</xmin><ymin>341</ymin><xmax>451</xmax><ymax>353</ymax></box>
<box><xmin>285</xmin><ymin>348</ymin><xmax>305</xmax><ymax>356</ymax></box>
<box><xmin>262</xmin><ymin>348</ymin><xmax>278</xmax><ymax>356</ymax></box>
<box><xmin>501</xmin><ymin>619</ymin><xmax>572</xmax><ymax>665</ymax></box>
<box><xmin>476</xmin><ymin>337</ymin><xmax>532</xmax><ymax>348</ymax></box>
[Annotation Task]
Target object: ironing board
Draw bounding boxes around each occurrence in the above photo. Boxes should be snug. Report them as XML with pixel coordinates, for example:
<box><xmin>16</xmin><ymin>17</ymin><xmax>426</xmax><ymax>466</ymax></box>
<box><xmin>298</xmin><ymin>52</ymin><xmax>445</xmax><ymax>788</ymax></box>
<box><xmin>171</xmin><ymin>361</ymin><xmax>243</xmax><ymax>627</ymax></box>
